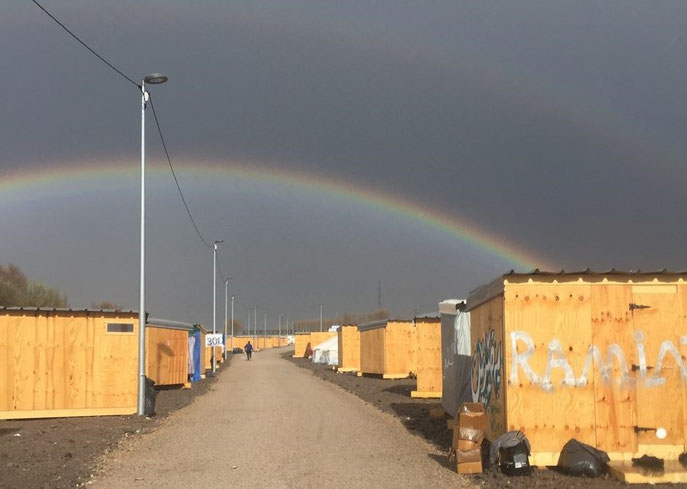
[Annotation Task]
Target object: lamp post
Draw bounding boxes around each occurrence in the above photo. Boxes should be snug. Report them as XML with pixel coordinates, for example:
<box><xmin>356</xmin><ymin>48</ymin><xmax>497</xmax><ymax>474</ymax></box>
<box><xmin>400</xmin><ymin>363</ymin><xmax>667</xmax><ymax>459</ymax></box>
<box><xmin>224</xmin><ymin>277</ymin><xmax>230</xmax><ymax>359</ymax></box>
<box><xmin>138</xmin><ymin>73</ymin><xmax>167</xmax><ymax>417</ymax></box>
<box><xmin>212</xmin><ymin>240</ymin><xmax>224</xmax><ymax>374</ymax></box>
<box><xmin>231</xmin><ymin>294</ymin><xmax>235</xmax><ymax>352</ymax></box>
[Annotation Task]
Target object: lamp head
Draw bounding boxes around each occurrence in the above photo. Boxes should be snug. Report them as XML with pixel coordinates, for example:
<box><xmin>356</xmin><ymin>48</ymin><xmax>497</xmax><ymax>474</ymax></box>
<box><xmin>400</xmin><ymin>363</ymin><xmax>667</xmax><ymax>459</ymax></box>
<box><xmin>143</xmin><ymin>73</ymin><xmax>168</xmax><ymax>85</ymax></box>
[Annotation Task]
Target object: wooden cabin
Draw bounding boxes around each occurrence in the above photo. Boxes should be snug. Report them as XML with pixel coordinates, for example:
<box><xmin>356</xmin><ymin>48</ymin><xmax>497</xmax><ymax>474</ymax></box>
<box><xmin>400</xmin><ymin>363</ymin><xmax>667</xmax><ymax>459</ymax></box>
<box><xmin>337</xmin><ymin>325</ymin><xmax>360</xmax><ymax>373</ymax></box>
<box><xmin>310</xmin><ymin>332</ymin><xmax>337</xmax><ymax>351</ymax></box>
<box><xmin>411</xmin><ymin>317</ymin><xmax>442</xmax><ymax>398</ymax></box>
<box><xmin>0</xmin><ymin>307</ymin><xmax>139</xmax><ymax>419</ymax></box>
<box><xmin>358</xmin><ymin>320</ymin><xmax>417</xmax><ymax>379</ymax></box>
<box><xmin>293</xmin><ymin>333</ymin><xmax>311</xmax><ymax>358</ymax></box>
<box><xmin>145</xmin><ymin>318</ymin><xmax>193</xmax><ymax>387</ymax></box>
<box><xmin>466</xmin><ymin>270</ymin><xmax>687</xmax><ymax>465</ymax></box>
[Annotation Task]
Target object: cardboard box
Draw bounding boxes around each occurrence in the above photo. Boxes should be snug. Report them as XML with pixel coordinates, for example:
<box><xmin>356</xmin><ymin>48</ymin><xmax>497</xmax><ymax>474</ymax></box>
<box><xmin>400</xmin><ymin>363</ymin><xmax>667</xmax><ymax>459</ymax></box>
<box><xmin>452</xmin><ymin>427</ymin><xmax>483</xmax><ymax>451</ymax></box>
<box><xmin>457</xmin><ymin>438</ymin><xmax>481</xmax><ymax>452</ymax></box>
<box><xmin>457</xmin><ymin>461</ymin><xmax>482</xmax><ymax>474</ymax></box>
<box><xmin>456</xmin><ymin>448</ymin><xmax>481</xmax><ymax>464</ymax></box>
<box><xmin>458</xmin><ymin>402</ymin><xmax>487</xmax><ymax>432</ymax></box>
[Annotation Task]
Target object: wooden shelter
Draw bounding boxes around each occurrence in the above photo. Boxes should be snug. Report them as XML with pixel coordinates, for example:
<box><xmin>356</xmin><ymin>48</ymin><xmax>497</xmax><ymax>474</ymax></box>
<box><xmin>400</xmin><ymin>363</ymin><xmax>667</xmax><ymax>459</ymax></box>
<box><xmin>358</xmin><ymin>320</ymin><xmax>417</xmax><ymax>379</ymax></box>
<box><xmin>0</xmin><ymin>307</ymin><xmax>139</xmax><ymax>419</ymax></box>
<box><xmin>145</xmin><ymin>318</ymin><xmax>193</xmax><ymax>387</ymax></box>
<box><xmin>310</xmin><ymin>332</ymin><xmax>337</xmax><ymax>350</ymax></box>
<box><xmin>293</xmin><ymin>333</ymin><xmax>311</xmax><ymax>357</ymax></box>
<box><xmin>229</xmin><ymin>336</ymin><xmax>255</xmax><ymax>351</ymax></box>
<box><xmin>466</xmin><ymin>270</ymin><xmax>687</xmax><ymax>466</ymax></box>
<box><xmin>411</xmin><ymin>317</ymin><xmax>442</xmax><ymax>398</ymax></box>
<box><xmin>337</xmin><ymin>325</ymin><xmax>360</xmax><ymax>373</ymax></box>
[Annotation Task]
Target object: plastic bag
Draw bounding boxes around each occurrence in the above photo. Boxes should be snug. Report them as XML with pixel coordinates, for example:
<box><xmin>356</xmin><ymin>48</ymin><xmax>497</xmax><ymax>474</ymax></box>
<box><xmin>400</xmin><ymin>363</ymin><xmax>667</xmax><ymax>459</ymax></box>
<box><xmin>499</xmin><ymin>440</ymin><xmax>531</xmax><ymax>476</ymax></box>
<box><xmin>489</xmin><ymin>431</ymin><xmax>530</xmax><ymax>466</ymax></box>
<box><xmin>557</xmin><ymin>439</ymin><xmax>609</xmax><ymax>477</ymax></box>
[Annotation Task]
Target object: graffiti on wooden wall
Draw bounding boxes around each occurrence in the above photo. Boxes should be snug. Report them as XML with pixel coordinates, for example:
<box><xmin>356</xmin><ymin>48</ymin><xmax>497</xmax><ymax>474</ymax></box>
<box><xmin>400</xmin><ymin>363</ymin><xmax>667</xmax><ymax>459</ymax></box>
<box><xmin>509</xmin><ymin>330</ymin><xmax>687</xmax><ymax>391</ymax></box>
<box><xmin>471</xmin><ymin>329</ymin><xmax>502</xmax><ymax>408</ymax></box>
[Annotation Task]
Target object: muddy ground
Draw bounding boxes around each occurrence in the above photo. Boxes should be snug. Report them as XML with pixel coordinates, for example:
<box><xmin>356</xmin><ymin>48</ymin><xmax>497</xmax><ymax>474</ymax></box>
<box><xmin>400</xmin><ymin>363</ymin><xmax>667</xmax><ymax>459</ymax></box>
<box><xmin>0</xmin><ymin>358</ymin><xmax>229</xmax><ymax>489</ymax></box>
<box><xmin>285</xmin><ymin>354</ymin><xmax>672</xmax><ymax>489</ymax></box>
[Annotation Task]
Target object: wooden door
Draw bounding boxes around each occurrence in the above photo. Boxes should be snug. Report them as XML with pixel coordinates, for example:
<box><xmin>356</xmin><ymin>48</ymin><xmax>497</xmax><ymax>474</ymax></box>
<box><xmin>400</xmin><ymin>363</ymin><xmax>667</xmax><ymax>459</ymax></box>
<box><xmin>590</xmin><ymin>285</ymin><xmax>637</xmax><ymax>453</ymax></box>
<box><xmin>631</xmin><ymin>285</ymin><xmax>685</xmax><ymax>446</ymax></box>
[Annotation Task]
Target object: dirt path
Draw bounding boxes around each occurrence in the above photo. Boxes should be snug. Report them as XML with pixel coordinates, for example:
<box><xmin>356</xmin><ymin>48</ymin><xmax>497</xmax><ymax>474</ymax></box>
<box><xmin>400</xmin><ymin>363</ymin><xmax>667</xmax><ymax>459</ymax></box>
<box><xmin>92</xmin><ymin>348</ymin><xmax>475</xmax><ymax>489</ymax></box>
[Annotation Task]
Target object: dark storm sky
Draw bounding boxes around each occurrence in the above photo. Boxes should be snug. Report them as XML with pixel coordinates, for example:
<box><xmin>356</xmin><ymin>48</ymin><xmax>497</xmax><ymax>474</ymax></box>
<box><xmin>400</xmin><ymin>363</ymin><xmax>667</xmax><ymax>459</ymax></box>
<box><xmin>1</xmin><ymin>1</ymin><xmax>686</xmax><ymax>327</ymax></box>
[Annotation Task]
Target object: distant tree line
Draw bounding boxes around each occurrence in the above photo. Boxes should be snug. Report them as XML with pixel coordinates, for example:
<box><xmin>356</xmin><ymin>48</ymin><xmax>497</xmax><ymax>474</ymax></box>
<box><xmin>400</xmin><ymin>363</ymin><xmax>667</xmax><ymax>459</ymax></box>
<box><xmin>292</xmin><ymin>308</ymin><xmax>389</xmax><ymax>332</ymax></box>
<box><xmin>90</xmin><ymin>301</ymin><xmax>123</xmax><ymax>311</ymax></box>
<box><xmin>0</xmin><ymin>263</ymin><xmax>68</xmax><ymax>308</ymax></box>
<box><xmin>225</xmin><ymin>318</ymin><xmax>244</xmax><ymax>333</ymax></box>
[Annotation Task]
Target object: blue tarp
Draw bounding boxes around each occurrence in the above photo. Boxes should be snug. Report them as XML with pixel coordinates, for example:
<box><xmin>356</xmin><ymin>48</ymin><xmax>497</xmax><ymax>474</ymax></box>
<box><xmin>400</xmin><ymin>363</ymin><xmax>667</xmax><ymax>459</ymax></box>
<box><xmin>191</xmin><ymin>330</ymin><xmax>202</xmax><ymax>382</ymax></box>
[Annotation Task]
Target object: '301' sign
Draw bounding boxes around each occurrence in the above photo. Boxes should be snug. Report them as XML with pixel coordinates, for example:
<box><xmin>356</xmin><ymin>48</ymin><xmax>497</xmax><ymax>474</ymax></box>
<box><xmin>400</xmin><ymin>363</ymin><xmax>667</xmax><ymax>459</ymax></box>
<box><xmin>205</xmin><ymin>334</ymin><xmax>224</xmax><ymax>347</ymax></box>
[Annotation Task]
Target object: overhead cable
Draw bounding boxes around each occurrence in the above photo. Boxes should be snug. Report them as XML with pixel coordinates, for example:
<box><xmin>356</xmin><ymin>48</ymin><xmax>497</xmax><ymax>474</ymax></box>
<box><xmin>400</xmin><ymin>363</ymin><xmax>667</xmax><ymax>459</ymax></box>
<box><xmin>30</xmin><ymin>0</ymin><xmax>140</xmax><ymax>89</ymax></box>
<box><xmin>30</xmin><ymin>0</ymin><xmax>213</xmax><ymax>251</ymax></box>
<box><xmin>149</xmin><ymin>97</ymin><xmax>213</xmax><ymax>249</ymax></box>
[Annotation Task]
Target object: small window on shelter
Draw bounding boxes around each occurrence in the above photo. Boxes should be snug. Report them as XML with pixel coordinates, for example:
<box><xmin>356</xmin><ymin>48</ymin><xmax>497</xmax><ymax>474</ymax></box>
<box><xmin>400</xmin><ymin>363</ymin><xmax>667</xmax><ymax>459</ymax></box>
<box><xmin>107</xmin><ymin>323</ymin><xmax>134</xmax><ymax>333</ymax></box>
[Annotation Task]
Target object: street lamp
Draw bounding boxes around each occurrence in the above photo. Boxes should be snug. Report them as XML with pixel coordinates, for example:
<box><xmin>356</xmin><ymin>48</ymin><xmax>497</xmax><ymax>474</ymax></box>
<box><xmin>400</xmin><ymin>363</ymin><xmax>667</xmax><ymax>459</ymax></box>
<box><xmin>224</xmin><ymin>277</ymin><xmax>231</xmax><ymax>359</ymax></box>
<box><xmin>138</xmin><ymin>73</ymin><xmax>167</xmax><ymax>417</ymax></box>
<box><xmin>212</xmin><ymin>240</ymin><xmax>224</xmax><ymax>374</ymax></box>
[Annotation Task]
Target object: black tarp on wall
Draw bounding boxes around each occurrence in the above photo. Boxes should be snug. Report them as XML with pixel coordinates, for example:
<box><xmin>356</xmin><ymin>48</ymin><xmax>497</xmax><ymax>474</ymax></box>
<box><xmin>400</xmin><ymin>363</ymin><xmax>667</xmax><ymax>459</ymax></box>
<box><xmin>440</xmin><ymin>302</ymin><xmax>472</xmax><ymax>417</ymax></box>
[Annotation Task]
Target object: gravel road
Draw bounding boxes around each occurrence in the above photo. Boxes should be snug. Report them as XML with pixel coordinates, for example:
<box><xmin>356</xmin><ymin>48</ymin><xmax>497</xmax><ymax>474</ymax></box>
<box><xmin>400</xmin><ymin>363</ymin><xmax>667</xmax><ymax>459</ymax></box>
<box><xmin>91</xmin><ymin>348</ymin><xmax>475</xmax><ymax>489</ymax></box>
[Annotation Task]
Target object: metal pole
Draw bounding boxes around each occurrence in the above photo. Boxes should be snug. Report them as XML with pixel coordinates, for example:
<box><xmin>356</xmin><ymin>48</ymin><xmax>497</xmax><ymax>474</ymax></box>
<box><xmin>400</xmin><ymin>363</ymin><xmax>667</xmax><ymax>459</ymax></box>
<box><xmin>254</xmin><ymin>306</ymin><xmax>257</xmax><ymax>339</ymax></box>
<box><xmin>231</xmin><ymin>295</ymin><xmax>234</xmax><ymax>352</ymax></box>
<box><xmin>137</xmin><ymin>80</ymin><xmax>147</xmax><ymax>416</ymax></box>
<box><xmin>224</xmin><ymin>279</ymin><xmax>228</xmax><ymax>359</ymax></box>
<box><xmin>320</xmin><ymin>304</ymin><xmax>323</xmax><ymax>332</ymax></box>
<box><xmin>278</xmin><ymin>314</ymin><xmax>282</xmax><ymax>339</ymax></box>
<box><xmin>212</xmin><ymin>242</ymin><xmax>217</xmax><ymax>374</ymax></box>
<box><xmin>263</xmin><ymin>313</ymin><xmax>266</xmax><ymax>345</ymax></box>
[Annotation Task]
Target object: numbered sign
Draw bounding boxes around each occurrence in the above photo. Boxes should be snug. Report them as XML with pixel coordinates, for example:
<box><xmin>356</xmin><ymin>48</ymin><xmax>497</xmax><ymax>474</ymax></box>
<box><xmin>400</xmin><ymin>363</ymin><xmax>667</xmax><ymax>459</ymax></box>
<box><xmin>205</xmin><ymin>333</ymin><xmax>224</xmax><ymax>347</ymax></box>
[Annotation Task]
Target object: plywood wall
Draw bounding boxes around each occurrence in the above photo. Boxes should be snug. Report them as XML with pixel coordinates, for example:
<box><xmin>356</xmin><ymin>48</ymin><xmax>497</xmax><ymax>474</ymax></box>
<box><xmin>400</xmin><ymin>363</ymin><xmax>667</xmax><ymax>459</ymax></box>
<box><xmin>498</xmin><ymin>277</ymin><xmax>687</xmax><ymax>462</ymax></box>
<box><xmin>360</xmin><ymin>327</ymin><xmax>385</xmax><ymax>374</ymax></box>
<box><xmin>338</xmin><ymin>325</ymin><xmax>360</xmax><ymax>371</ymax></box>
<box><xmin>0</xmin><ymin>311</ymin><xmax>138</xmax><ymax>419</ymax></box>
<box><xmin>414</xmin><ymin>318</ymin><xmax>442</xmax><ymax>393</ymax></box>
<box><xmin>504</xmin><ymin>282</ymin><xmax>595</xmax><ymax>454</ymax></box>
<box><xmin>146</xmin><ymin>327</ymin><xmax>188</xmax><ymax>386</ymax></box>
<box><xmin>293</xmin><ymin>334</ymin><xmax>311</xmax><ymax>358</ymax></box>
<box><xmin>384</xmin><ymin>321</ymin><xmax>417</xmax><ymax>377</ymax></box>
<box><xmin>310</xmin><ymin>332</ymin><xmax>336</xmax><ymax>350</ymax></box>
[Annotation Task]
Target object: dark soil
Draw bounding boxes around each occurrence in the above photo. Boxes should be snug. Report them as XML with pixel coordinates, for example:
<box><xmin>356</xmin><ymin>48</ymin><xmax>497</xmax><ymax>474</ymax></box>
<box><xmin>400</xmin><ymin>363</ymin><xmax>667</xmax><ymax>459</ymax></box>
<box><xmin>285</xmin><ymin>353</ymin><xmax>671</xmax><ymax>488</ymax></box>
<box><xmin>0</xmin><ymin>358</ymin><xmax>230</xmax><ymax>489</ymax></box>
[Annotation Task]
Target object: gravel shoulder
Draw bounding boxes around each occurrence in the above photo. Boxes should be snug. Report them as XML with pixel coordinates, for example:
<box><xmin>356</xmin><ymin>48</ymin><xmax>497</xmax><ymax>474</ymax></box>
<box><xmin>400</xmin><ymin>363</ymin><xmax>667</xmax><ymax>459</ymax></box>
<box><xmin>0</xmin><ymin>358</ymin><xmax>228</xmax><ymax>489</ymax></box>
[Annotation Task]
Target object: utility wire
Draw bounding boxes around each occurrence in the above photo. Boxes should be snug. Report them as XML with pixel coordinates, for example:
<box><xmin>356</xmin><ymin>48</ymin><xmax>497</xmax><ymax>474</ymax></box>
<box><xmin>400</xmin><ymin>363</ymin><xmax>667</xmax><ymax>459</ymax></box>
<box><xmin>30</xmin><ymin>0</ymin><xmax>140</xmax><ymax>89</ymax></box>
<box><xmin>216</xmin><ymin>257</ymin><xmax>228</xmax><ymax>284</ymax></box>
<box><xmin>148</xmin><ymin>97</ymin><xmax>213</xmax><ymax>249</ymax></box>
<box><xmin>30</xmin><ymin>0</ymin><xmax>214</xmax><ymax>251</ymax></box>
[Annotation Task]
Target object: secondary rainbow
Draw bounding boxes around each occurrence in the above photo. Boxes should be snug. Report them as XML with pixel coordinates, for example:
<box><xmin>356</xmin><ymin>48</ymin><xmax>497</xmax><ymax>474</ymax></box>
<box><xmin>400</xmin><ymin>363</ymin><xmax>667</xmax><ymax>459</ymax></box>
<box><xmin>0</xmin><ymin>159</ymin><xmax>555</xmax><ymax>270</ymax></box>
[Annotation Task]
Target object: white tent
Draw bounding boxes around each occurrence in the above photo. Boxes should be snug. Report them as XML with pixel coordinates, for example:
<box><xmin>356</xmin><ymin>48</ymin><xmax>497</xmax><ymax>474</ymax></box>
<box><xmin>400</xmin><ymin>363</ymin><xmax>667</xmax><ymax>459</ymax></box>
<box><xmin>311</xmin><ymin>335</ymin><xmax>338</xmax><ymax>365</ymax></box>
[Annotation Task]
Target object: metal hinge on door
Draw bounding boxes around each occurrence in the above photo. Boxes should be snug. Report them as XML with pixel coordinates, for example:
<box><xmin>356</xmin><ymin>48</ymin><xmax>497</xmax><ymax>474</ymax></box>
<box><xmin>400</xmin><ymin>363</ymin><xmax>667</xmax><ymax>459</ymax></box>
<box><xmin>634</xmin><ymin>426</ymin><xmax>656</xmax><ymax>433</ymax></box>
<box><xmin>629</xmin><ymin>303</ymin><xmax>651</xmax><ymax>311</ymax></box>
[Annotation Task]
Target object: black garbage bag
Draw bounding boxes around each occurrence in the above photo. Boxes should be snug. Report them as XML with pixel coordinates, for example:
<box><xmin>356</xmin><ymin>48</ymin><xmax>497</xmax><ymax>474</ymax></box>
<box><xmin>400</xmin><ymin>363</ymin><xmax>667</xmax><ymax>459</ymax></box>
<box><xmin>557</xmin><ymin>439</ymin><xmax>609</xmax><ymax>477</ymax></box>
<box><xmin>144</xmin><ymin>377</ymin><xmax>157</xmax><ymax>417</ymax></box>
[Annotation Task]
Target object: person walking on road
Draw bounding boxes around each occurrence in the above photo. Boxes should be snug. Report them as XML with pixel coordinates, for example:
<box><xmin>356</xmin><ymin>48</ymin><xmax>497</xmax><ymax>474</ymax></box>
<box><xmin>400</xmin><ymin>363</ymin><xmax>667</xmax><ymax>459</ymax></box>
<box><xmin>244</xmin><ymin>341</ymin><xmax>253</xmax><ymax>360</ymax></box>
